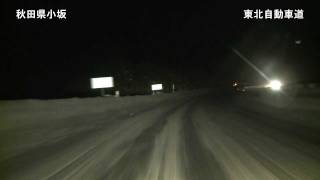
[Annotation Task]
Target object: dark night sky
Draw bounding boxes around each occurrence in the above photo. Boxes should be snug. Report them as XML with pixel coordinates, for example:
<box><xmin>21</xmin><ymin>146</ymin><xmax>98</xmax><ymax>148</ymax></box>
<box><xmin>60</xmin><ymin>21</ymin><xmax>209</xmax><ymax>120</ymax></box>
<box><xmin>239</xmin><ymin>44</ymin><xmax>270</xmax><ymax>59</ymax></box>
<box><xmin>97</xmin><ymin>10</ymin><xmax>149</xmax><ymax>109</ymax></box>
<box><xmin>1</xmin><ymin>1</ymin><xmax>319</xmax><ymax>99</ymax></box>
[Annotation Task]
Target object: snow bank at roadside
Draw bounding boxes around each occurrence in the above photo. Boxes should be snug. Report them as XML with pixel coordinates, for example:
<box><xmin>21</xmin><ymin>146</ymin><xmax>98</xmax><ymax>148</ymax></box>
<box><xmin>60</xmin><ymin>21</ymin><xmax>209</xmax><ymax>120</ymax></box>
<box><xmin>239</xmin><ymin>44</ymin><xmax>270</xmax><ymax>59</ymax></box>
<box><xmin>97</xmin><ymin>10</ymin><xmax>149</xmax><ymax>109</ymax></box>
<box><xmin>235</xmin><ymin>93</ymin><xmax>320</xmax><ymax>128</ymax></box>
<box><xmin>0</xmin><ymin>90</ymin><xmax>204</xmax><ymax>130</ymax></box>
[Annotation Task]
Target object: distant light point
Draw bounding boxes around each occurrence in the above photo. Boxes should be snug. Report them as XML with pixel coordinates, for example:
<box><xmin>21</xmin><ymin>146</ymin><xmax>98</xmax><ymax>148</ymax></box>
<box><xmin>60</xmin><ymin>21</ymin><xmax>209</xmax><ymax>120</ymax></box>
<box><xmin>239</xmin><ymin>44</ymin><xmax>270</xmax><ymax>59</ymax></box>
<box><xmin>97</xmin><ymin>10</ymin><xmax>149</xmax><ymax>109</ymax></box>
<box><xmin>295</xmin><ymin>40</ymin><xmax>302</xmax><ymax>44</ymax></box>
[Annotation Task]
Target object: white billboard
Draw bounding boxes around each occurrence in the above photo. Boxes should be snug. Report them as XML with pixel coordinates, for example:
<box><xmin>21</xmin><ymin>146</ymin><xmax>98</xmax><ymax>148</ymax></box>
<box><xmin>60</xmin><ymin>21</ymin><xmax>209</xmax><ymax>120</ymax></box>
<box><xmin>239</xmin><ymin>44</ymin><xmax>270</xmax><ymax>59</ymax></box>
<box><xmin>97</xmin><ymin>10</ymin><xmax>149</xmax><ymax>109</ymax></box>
<box><xmin>90</xmin><ymin>77</ymin><xmax>114</xmax><ymax>89</ymax></box>
<box><xmin>151</xmin><ymin>84</ymin><xmax>163</xmax><ymax>91</ymax></box>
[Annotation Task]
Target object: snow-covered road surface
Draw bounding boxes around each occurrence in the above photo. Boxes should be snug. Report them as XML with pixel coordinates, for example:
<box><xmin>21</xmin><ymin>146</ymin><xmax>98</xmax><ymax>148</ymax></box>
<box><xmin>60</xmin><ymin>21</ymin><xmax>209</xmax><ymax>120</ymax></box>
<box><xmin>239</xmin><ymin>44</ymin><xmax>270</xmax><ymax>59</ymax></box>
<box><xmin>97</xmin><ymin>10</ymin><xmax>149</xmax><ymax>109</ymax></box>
<box><xmin>1</xmin><ymin>91</ymin><xmax>320</xmax><ymax>179</ymax></box>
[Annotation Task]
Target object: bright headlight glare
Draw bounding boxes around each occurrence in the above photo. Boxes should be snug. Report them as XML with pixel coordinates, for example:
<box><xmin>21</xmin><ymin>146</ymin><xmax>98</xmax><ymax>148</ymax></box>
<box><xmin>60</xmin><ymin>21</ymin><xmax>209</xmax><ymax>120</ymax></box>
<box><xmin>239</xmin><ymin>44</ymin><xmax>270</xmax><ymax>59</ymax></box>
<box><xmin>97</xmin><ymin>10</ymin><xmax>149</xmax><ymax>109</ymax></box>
<box><xmin>267</xmin><ymin>80</ymin><xmax>282</xmax><ymax>91</ymax></box>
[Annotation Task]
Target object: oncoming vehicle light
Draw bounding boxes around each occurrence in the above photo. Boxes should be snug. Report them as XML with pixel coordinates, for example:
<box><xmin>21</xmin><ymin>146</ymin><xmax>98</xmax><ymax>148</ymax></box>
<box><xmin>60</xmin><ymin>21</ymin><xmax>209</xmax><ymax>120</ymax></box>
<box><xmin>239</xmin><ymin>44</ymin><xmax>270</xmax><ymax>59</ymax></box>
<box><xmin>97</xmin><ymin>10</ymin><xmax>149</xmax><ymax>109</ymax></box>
<box><xmin>266</xmin><ymin>80</ymin><xmax>282</xmax><ymax>91</ymax></box>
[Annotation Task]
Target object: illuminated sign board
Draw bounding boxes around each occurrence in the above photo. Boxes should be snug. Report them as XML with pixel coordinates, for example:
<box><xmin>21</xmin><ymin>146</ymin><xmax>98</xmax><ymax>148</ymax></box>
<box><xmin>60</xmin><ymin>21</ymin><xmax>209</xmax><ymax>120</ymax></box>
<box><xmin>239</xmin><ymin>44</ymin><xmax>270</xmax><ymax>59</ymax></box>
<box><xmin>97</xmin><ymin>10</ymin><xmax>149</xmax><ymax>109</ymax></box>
<box><xmin>151</xmin><ymin>84</ymin><xmax>163</xmax><ymax>91</ymax></box>
<box><xmin>90</xmin><ymin>77</ymin><xmax>114</xmax><ymax>89</ymax></box>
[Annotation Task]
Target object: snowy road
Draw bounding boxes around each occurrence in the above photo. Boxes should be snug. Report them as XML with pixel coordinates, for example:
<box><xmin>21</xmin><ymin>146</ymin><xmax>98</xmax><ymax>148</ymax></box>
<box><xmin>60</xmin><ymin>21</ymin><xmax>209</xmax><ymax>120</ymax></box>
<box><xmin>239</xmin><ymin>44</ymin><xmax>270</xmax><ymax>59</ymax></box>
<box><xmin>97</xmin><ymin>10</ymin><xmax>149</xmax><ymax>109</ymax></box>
<box><xmin>1</xmin><ymin>91</ymin><xmax>320</xmax><ymax>179</ymax></box>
